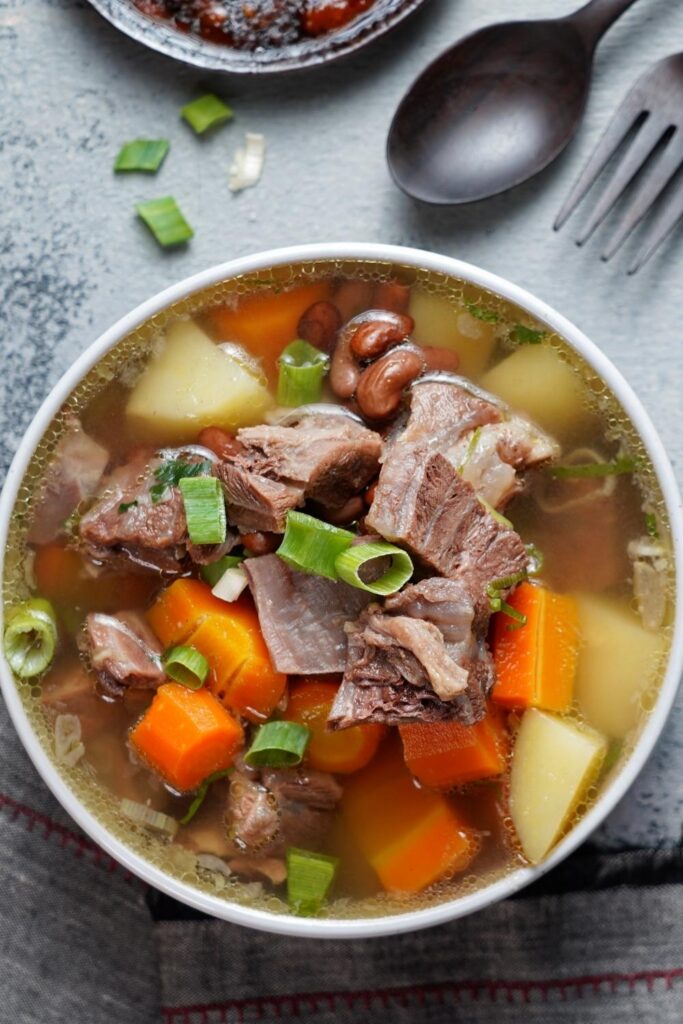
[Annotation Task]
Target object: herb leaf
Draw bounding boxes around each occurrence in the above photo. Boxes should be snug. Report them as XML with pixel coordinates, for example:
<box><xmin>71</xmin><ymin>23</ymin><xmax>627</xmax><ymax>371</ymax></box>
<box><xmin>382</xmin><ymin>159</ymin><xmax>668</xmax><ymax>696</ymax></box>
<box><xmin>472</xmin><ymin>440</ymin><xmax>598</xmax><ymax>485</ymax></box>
<box><xmin>150</xmin><ymin>459</ymin><xmax>212</xmax><ymax>503</ymax></box>
<box><xmin>510</xmin><ymin>323</ymin><xmax>546</xmax><ymax>345</ymax></box>
<box><xmin>118</xmin><ymin>500</ymin><xmax>139</xmax><ymax>514</ymax></box>
<box><xmin>645</xmin><ymin>512</ymin><xmax>659</xmax><ymax>538</ymax></box>
<box><xmin>465</xmin><ymin>301</ymin><xmax>499</xmax><ymax>323</ymax></box>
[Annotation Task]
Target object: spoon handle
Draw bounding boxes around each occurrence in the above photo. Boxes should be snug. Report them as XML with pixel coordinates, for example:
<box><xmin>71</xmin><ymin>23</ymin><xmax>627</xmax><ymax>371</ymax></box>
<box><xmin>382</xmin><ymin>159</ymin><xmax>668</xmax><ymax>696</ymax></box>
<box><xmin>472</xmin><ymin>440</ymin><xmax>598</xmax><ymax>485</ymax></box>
<box><xmin>568</xmin><ymin>0</ymin><xmax>639</xmax><ymax>47</ymax></box>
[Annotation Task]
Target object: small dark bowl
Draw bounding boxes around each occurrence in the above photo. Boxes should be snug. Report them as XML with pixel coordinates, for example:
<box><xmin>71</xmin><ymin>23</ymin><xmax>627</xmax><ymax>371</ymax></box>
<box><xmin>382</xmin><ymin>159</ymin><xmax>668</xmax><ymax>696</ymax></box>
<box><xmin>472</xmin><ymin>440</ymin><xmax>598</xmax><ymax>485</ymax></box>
<box><xmin>86</xmin><ymin>0</ymin><xmax>430</xmax><ymax>73</ymax></box>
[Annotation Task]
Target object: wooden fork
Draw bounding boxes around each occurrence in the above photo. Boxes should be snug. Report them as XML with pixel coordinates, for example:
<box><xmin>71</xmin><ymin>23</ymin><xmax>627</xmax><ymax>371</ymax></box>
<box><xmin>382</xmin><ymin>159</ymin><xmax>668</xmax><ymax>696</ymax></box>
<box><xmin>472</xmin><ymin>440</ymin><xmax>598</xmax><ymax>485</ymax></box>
<box><xmin>555</xmin><ymin>53</ymin><xmax>683</xmax><ymax>273</ymax></box>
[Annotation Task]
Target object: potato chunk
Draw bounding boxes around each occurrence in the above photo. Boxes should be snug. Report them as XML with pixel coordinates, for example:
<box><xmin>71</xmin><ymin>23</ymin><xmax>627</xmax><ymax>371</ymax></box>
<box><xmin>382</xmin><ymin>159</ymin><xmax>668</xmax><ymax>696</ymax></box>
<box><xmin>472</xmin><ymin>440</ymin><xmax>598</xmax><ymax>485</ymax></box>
<box><xmin>409</xmin><ymin>289</ymin><xmax>497</xmax><ymax>380</ymax></box>
<box><xmin>481</xmin><ymin>345</ymin><xmax>592</xmax><ymax>438</ymax></box>
<box><xmin>510</xmin><ymin>708</ymin><xmax>606</xmax><ymax>863</ymax></box>
<box><xmin>126</xmin><ymin>319</ymin><xmax>273</xmax><ymax>443</ymax></box>
<box><xmin>575</xmin><ymin>593</ymin><xmax>666</xmax><ymax>739</ymax></box>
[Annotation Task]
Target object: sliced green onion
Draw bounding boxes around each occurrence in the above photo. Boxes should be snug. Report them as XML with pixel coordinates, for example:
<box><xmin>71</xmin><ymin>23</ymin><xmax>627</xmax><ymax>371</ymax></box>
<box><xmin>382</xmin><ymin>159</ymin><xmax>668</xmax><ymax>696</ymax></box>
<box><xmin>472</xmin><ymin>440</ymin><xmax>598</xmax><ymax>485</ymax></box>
<box><xmin>151</xmin><ymin>458</ymin><xmax>212</xmax><ymax>503</ymax></box>
<box><xmin>163</xmin><ymin>645</ymin><xmax>209</xmax><ymax>689</ymax></box>
<box><xmin>465</xmin><ymin>301</ymin><xmax>499</xmax><ymax>323</ymax></box>
<box><xmin>487</xmin><ymin>571</ymin><xmax>527</xmax><ymax>593</ymax></box>
<box><xmin>549</xmin><ymin>456</ymin><xmax>639</xmax><ymax>479</ymax></box>
<box><xmin>477</xmin><ymin>496</ymin><xmax>513</xmax><ymax>530</ymax></box>
<box><xmin>510</xmin><ymin>323</ymin><xmax>545</xmax><ymax>345</ymax></box>
<box><xmin>200</xmin><ymin>555</ymin><xmax>244</xmax><ymax>587</ymax></box>
<box><xmin>525</xmin><ymin>544</ymin><xmax>544</xmax><ymax>576</ymax></box>
<box><xmin>114</xmin><ymin>139</ymin><xmax>169</xmax><ymax>173</ymax></box>
<box><xmin>136</xmin><ymin>196</ymin><xmax>193</xmax><ymax>248</ymax></box>
<box><xmin>179</xmin><ymin>769</ymin><xmax>232</xmax><ymax>826</ymax></box>
<box><xmin>181</xmin><ymin>94</ymin><xmax>233</xmax><ymax>134</ymax></box>
<box><xmin>287</xmin><ymin>847</ymin><xmax>339</xmax><ymax>917</ymax></box>
<box><xmin>488</xmin><ymin>595</ymin><xmax>527</xmax><ymax>626</ymax></box>
<box><xmin>645</xmin><ymin>512</ymin><xmax>659</xmax><ymax>539</ymax></box>
<box><xmin>277</xmin><ymin>339</ymin><xmax>330</xmax><ymax>407</ymax></box>
<box><xmin>3</xmin><ymin>598</ymin><xmax>57</xmax><ymax>678</ymax></box>
<box><xmin>118</xmin><ymin>500</ymin><xmax>138</xmax><ymax>514</ymax></box>
<box><xmin>458</xmin><ymin>427</ymin><xmax>481</xmax><ymax>473</ymax></box>
<box><xmin>277</xmin><ymin>511</ymin><xmax>353</xmax><ymax>580</ymax></box>
<box><xmin>245</xmin><ymin>721</ymin><xmax>311</xmax><ymax>768</ymax></box>
<box><xmin>212</xmin><ymin>566</ymin><xmax>248</xmax><ymax>603</ymax></box>
<box><xmin>335</xmin><ymin>541</ymin><xmax>413</xmax><ymax>596</ymax></box>
<box><xmin>179</xmin><ymin>476</ymin><xmax>227</xmax><ymax>546</ymax></box>
<box><xmin>120</xmin><ymin>798</ymin><xmax>178</xmax><ymax>836</ymax></box>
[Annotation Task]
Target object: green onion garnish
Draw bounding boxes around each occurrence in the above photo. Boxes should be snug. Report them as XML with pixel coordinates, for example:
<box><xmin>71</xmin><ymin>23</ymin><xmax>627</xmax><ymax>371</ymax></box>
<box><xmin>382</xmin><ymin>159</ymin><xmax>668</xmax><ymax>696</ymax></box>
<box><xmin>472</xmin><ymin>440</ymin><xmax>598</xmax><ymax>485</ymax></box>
<box><xmin>179</xmin><ymin>476</ymin><xmax>227</xmax><ymax>546</ymax></box>
<box><xmin>163</xmin><ymin>645</ymin><xmax>209</xmax><ymax>690</ymax></box>
<box><xmin>645</xmin><ymin>512</ymin><xmax>659</xmax><ymax>539</ymax></box>
<box><xmin>151</xmin><ymin>458</ymin><xmax>212</xmax><ymax>503</ymax></box>
<box><xmin>465</xmin><ymin>301</ymin><xmax>499</xmax><ymax>323</ymax></box>
<box><xmin>477</xmin><ymin>496</ymin><xmax>513</xmax><ymax>530</ymax></box>
<box><xmin>549</xmin><ymin>457</ymin><xmax>639</xmax><ymax>479</ymax></box>
<box><xmin>277</xmin><ymin>339</ymin><xmax>330</xmax><ymax>407</ymax></box>
<box><xmin>3</xmin><ymin>598</ymin><xmax>58</xmax><ymax>678</ymax></box>
<box><xmin>510</xmin><ymin>323</ymin><xmax>545</xmax><ymax>345</ymax></box>
<box><xmin>179</xmin><ymin>769</ymin><xmax>232</xmax><ymax>826</ymax></box>
<box><xmin>287</xmin><ymin>847</ymin><xmax>339</xmax><ymax>917</ymax></box>
<box><xmin>181</xmin><ymin>94</ymin><xmax>233</xmax><ymax>134</ymax></box>
<box><xmin>277</xmin><ymin>511</ymin><xmax>354</xmax><ymax>580</ymax></box>
<box><xmin>487</xmin><ymin>571</ymin><xmax>527</xmax><ymax>593</ymax></box>
<box><xmin>136</xmin><ymin>196</ymin><xmax>194</xmax><ymax>248</ymax></box>
<box><xmin>488</xmin><ymin>594</ymin><xmax>527</xmax><ymax>626</ymax></box>
<box><xmin>118</xmin><ymin>500</ymin><xmax>138</xmax><ymax>514</ymax></box>
<box><xmin>120</xmin><ymin>798</ymin><xmax>178</xmax><ymax>836</ymax></box>
<box><xmin>335</xmin><ymin>541</ymin><xmax>413</xmax><ymax>596</ymax></box>
<box><xmin>200</xmin><ymin>555</ymin><xmax>244</xmax><ymax>587</ymax></box>
<box><xmin>244</xmin><ymin>721</ymin><xmax>311</xmax><ymax>768</ymax></box>
<box><xmin>114</xmin><ymin>139</ymin><xmax>169</xmax><ymax>173</ymax></box>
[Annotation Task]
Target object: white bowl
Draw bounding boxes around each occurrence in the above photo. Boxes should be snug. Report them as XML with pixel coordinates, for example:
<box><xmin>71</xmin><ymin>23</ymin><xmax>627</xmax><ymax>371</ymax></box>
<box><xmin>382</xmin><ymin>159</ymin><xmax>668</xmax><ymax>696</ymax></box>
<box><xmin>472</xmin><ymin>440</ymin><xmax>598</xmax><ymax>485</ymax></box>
<box><xmin>1</xmin><ymin>243</ymin><xmax>682</xmax><ymax>938</ymax></box>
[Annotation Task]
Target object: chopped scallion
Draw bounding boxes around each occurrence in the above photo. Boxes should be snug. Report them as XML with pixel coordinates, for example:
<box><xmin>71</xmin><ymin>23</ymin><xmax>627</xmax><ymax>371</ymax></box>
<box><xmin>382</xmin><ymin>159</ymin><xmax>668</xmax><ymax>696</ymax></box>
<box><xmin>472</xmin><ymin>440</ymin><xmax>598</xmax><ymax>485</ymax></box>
<box><xmin>645</xmin><ymin>512</ymin><xmax>659</xmax><ymax>539</ymax></box>
<box><xmin>487</xmin><ymin>571</ymin><xmax>527</xmax><ymax>593</ymax></box>
<box><xmin>114</xmin><ymin>139</ymin><xmax>169</xmax><ymax>173</ymax></box>
<box><xmin>287</xmin><ymin>847</ymin><xmax>339</xmax><ymax>917</ymax></box>
<box><xmin>488</xmin><ymin>594</ymin><xmax>527</xmax><ymax>626</ymax></box>
<box><xmin>120</xmin><ymin>798</ymin><xmax>178</xmax><ymax>836</ymax></box>
<box><xmin>179</xmin><ymin>476</ymin><xmax>227</xmax><ymax>546</ymax></box>
<box><xmin>276</xmin><ymin>511</ymin><xmax>354</xmax><ymax>580</ymax></box>
<box><xmin>477</xmin><ymin>496</ymin><xmax>513</xmax><ymax>529</ymax></box>
<box><xmin>245</xmin><ymin>720</ymin><xmax>311</xmax><ymax>768</ymax></box>
<box><xmin>510</xmin><ymin>323</ymin><xmax>545</xmax><ymax>345</ymax></box>
<box><xmin>200</xmin><ymin>555</ymin><xmax>244</xmax><ymax>587</ymax></box>
<box><xmin>465</xmin><ymin>301</ymin><xmax>499</xmax><ymax>323</ymax></box>
<box><xmin>181</xmin><ymin>94</ymin><xmax>233</xmax><ymax>134</ymax></box>
<box><xmin>179</xmin><ymin>769</ymin><xmax>232</xmax><ymax>826</ymax></box>
<box><xmin>277</xmin><ymin>339</ymin><xmax>330</xmax><ymax>407</ymax></box>
<box><xmin>136</xmin><ymin>196</ymin><xmax>193</xmax><ymax>248</ymax></box>
<box><xmin>3</xmin><ymin>598</ymin><xmax>57</xmax><ymax>678</ymax></box>
<box><xmin>212</xmin><ymin>566</ymin><xmax>248</xmax><ymax>603</ymax></box>
<box><xmin>549</xmin><ymin>457</ymin><xmax>639</xmax><ymax>479</ymax></box>
<box><xmin>335</xmin><ymin>541</ymin><xmax>413</xmax><ymax>596</ymax></box>
<box><xmin>151</xmin><ymin>458</ymin><xmax>212</xmax><ymax>503</ymax></box>
<box><xmin>118</xmin><ymin>500</ymin><xmax>138</xmax><ymax>514</ymax></box>
<box><xmin>163</xmin><ymin>645</ymin><xmax>209</xmax><ymax>690</ymax></box>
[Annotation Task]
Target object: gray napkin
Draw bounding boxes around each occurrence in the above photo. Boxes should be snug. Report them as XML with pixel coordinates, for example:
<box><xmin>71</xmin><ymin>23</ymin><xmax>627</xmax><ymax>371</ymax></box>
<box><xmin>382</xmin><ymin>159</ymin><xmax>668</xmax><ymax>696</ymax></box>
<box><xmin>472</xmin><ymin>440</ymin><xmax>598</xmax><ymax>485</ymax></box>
<box><xmin>2</xmin><ymin>703</ymin><xmax>683</xmax><ymax>1024</ymax></box>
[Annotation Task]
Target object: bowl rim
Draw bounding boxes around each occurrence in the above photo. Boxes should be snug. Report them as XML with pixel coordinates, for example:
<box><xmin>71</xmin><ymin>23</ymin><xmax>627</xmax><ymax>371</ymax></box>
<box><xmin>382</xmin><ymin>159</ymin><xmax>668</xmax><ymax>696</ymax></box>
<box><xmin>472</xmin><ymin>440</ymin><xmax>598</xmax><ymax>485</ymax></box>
<box><xmin>85</xmin><ymin>0</ymin><xmax>429</xmax><ymax>74</ymax></box>
<box><xmin>1</xmin><ymin>242</ymin><xmax>681</xmax><ymax>939</ymax></box>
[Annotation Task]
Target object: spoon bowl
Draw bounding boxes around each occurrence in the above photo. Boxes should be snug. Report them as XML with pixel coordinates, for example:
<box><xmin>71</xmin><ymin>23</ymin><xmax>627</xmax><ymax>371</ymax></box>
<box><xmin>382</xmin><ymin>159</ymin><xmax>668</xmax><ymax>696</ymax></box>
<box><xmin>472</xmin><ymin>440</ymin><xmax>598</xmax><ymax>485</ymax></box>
<box><xmin>387</xmin><ymin>0</ymin><xmax>638</xmax><ymax>205</ymax></box>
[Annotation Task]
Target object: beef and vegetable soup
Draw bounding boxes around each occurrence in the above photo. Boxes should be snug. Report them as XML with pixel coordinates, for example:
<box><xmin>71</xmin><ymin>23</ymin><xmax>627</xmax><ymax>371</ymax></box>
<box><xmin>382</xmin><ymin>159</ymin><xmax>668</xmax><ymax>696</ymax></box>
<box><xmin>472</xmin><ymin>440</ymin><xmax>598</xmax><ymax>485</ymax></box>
<box><xmin>3</xmin><ymin>260</ymin><xmax>674</xmax><ymax>918</ymax></box>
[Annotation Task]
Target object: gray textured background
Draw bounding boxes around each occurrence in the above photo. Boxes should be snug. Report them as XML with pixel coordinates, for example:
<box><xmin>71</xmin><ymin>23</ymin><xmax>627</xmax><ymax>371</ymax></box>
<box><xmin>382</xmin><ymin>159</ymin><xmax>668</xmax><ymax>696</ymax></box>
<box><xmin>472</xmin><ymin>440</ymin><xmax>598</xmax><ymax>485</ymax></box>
<box><xmin>1</xmin><ymin>0</ymin><xmax>682</xmax><ymax>852</ymax></box>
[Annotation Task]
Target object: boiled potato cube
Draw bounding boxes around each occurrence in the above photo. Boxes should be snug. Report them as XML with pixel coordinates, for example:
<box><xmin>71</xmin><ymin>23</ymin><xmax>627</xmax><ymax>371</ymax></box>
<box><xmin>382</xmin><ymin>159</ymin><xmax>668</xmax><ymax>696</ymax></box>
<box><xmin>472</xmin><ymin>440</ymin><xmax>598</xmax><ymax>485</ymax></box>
<box><xmin>481</xmin><ymin>345</ymin><xmax>592</xmax><ymax>438</ymax></box>
<box><xmin>576</xmin><ymin>592</ymin><xmax>666</xmax><ymax>739</ymax></box>
<box><xmin>126</xmin><ymin>320</ymin><xmax>273</xmax><ymax>443</ymax></box>
<box><xmin>510</xmin><ymin>708</ymin><xmax>606</xmax><ymax>863</ymax></box>
<box><xmin>409</xmin><ymin>289</ymin><xmax>497</xmax><ymax>380</ymax></box>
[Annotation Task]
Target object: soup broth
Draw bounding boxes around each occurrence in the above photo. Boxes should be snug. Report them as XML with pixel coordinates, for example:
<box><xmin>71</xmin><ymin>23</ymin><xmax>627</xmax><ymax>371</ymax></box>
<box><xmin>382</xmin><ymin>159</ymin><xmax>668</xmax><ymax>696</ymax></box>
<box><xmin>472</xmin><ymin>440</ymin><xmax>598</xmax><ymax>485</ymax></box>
<box><xmin>2</xmin><ymin>259</ymin><xmax>674</xmax><ymax>920</ymax></box>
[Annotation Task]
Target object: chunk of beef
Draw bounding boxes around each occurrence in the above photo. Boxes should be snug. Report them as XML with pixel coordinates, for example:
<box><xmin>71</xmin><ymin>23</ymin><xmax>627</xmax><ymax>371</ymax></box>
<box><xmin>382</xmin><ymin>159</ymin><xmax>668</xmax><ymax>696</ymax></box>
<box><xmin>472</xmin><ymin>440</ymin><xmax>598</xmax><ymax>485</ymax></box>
<box><xmin>367</xmin><ymin>452</ymin><xmax>527</xmax><ymax>613</ymax></box>
<box><xmin>218</xmin><ymin>461</ymin><xmax>303</xmax><ymax>533</ymax></box>
<box><xmin>237</xmin><ymin>415</ymin><xmax>382</xmax><ymax>511</ymax></box>
<box><xmin>244</xmin><ymin>553</ymin><xmax>374</xmax><ymax>674</ymax></box>
<box><xmin>219</xmin><ymin>414</ymin><xmax>382</xmax><ymax>533</ymax></box>
<box><xmin>227</xmin><ymin>766</ymin><xmax>342</xmax><ymax>858</ymax></box>
<box><xmin>400</xmin><ymin>380</ymin><xmax>501</xmax><ymax>450</ymax></box>
<box><xmin>28</xmin><ymin>419</ymin><xmax>109</xmax><ymax>544</ymax></box>
<box><xmin>80</xmin><ymin>611</ymin><xmax>166</xmax><ymax>698</ymax></box>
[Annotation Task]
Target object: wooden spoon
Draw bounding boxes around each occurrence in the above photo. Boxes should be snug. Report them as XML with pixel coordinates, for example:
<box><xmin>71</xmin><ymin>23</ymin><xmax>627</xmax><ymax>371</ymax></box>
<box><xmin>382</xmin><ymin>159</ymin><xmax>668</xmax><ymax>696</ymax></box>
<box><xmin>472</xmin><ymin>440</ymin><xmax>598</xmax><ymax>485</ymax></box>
<box><xmin>387</xmin><ymin>0</ymin><xmax>639</xmax><ymax>205</ymax></box>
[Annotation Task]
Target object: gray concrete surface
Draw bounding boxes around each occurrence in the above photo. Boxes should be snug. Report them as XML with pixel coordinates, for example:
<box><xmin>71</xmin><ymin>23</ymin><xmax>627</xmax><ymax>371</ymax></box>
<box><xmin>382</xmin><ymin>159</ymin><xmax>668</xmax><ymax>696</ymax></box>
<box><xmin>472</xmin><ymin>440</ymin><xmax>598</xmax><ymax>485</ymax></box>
<box><xmin>1</xmin><ymin>0</ymin><xmax>682</xmax><ymax>849</ymax></box>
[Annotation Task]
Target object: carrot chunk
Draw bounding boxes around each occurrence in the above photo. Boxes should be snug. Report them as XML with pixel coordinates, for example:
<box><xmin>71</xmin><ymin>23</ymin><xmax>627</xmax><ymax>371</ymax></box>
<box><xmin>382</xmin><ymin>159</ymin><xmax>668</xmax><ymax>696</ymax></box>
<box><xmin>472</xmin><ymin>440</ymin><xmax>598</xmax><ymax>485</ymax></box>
<box><xmin>400</xmin><ymin>706</ymin><xmax>509</xmax><ymax>788</ymax></box>
<box><xmin>34</xmin><ymin>543</ymin><xmax>158</xmax><ymax>611</ymax></box>
<box><xmin>491</xmin><ymin>582</ymin><xmax>579</xmax><ymax>713</ymax></box>
<box><xmin>205</xmin><ymin>282</ymin><xmax>331</xmax><ymax>380</ymax></box>
<box><xmin>188</xmin><ymin>597</ymin><xmax>286</xmax><ymax>723</ymax></box>
<box><xmin>287</xmin><ymin>678</ymin><xmax>387</xmax><ymax>774</ymax></box>
<box><xmin>342</xmin><ymin>737</ymin><xmax>479</xmax><ymax>893</ymax></box>
<box><xmin>130</xmin><ymin>683</ymin><xmax>243</xmax><ymax>792</ymax></box>
<box><xmin>146</xmin><ymin>579</ymin><xmax>229</xmax><ymax>648</ymax></box>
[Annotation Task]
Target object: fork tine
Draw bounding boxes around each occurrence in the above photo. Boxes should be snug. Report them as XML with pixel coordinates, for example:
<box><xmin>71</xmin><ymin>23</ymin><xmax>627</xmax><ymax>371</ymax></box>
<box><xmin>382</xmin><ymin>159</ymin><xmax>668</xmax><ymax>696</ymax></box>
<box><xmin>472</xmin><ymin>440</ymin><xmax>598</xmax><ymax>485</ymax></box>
<box><xmin>628</xmin><ymin>178</ymin><xmax>683</xmax><ymax>273</ymax></box>
<box><xmin>554</xmin><ymin>90</ymin><xmax>645</xmax><ymax>231</ymax></box>
<box><xmin>575</xmin><ymin>117</ymin><xmax>670</xmax><ymax>245</ymax></box>
<box><xmin>601</xmin><ymin>132</ymin><xmax>683</xmax><ymax>260</ymax></box>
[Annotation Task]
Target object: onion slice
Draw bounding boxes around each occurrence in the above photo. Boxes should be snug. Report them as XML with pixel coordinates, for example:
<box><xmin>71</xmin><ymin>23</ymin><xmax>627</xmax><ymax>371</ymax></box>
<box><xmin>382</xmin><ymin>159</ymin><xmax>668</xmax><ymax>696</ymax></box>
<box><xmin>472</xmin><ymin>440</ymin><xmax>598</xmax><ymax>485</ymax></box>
<box><xmin>229</xmin><ymin>133</ymin><xmax>265</xmax><ymax>193</ymax></box>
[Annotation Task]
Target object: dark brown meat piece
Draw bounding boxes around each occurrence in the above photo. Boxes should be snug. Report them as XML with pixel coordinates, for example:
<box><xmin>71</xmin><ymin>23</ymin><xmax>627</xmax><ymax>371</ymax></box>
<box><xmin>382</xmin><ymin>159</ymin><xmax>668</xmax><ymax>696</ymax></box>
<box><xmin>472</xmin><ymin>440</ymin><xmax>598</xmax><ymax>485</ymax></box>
<box><xmin>244</xmin><ymin>554</ymin><xmax>374</xmax><ymax>674</ymax></box>
<box><xmin>227</xmin><ymin>766</ymin><xmax>342</xmax><ymax>858</ymax></box>
<box><xmin>28</xmin><ymin>419</ymin><xmax>109</xmax><ymax>544</ymax></box>
<box><xmin>80</xmin><ymin>611</ymin><xmax>166</xmax><ymax>698</ymax></box>
<box><xmin>220</xmin><ymin>414</ymin><xmax>382</xmax><ymax>532</ymax></box>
